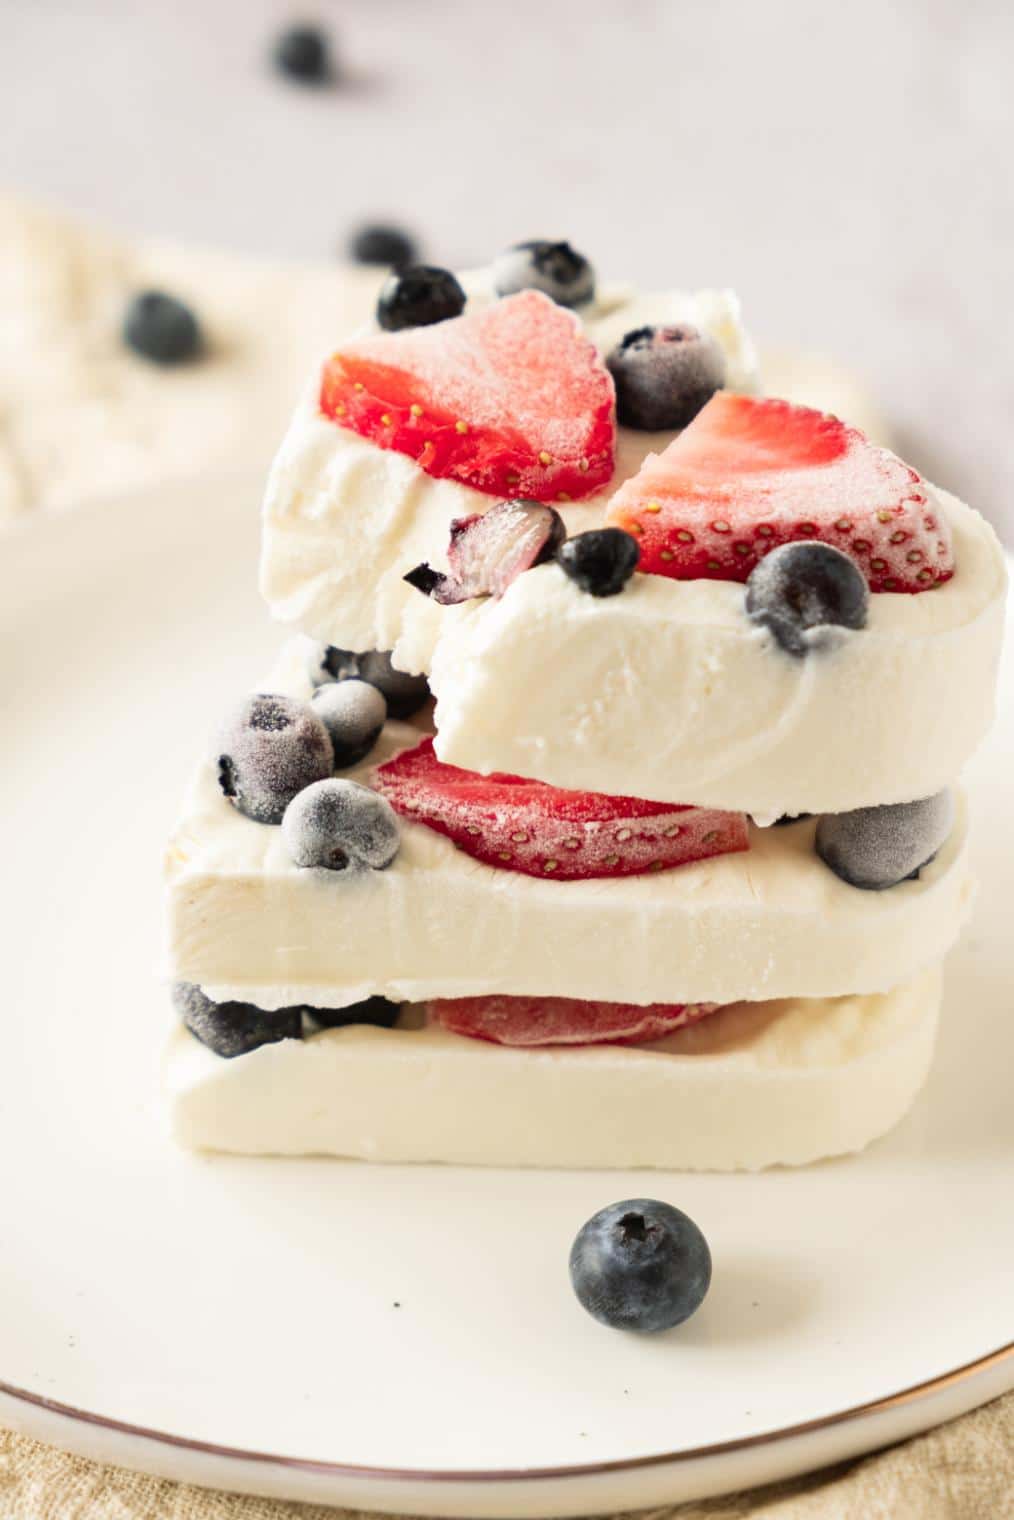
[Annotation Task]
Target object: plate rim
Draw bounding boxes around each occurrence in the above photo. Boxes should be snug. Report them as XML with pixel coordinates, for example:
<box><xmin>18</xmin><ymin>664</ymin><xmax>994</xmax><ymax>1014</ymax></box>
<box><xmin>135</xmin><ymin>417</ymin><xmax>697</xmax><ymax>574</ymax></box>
<box><xmin>2</xmin><ymin>1341</ymin><xmax>1011</xmax><ymax>1486</ymax></box>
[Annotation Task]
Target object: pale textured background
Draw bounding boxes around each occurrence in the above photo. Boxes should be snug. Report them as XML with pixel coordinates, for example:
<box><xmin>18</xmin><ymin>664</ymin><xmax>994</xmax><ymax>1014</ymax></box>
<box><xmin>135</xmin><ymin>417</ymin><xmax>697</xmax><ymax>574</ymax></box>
<box><xmin>2</xmin><ymin>0</ymin><xmax>1012</xmax><ymax>532</ymax></box>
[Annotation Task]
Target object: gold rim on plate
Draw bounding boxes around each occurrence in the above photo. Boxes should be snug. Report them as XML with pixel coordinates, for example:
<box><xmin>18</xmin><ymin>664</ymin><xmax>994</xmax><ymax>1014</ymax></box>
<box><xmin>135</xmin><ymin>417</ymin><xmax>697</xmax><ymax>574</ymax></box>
<box><xmin>1</xmin><ymin>1340</ymin><xmax>1011</xmax><ymax>1485</ymax></box>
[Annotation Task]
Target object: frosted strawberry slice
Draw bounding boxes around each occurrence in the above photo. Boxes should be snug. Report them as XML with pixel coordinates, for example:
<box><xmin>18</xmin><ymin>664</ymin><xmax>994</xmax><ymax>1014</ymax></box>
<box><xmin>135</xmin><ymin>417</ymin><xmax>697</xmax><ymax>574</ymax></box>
<box><xmin>320</xmin><ymin>291</ymin><xmax>615</xmax><ymax>502</ymax></box>
<box><xmin>432</xmin><ymin>994</ymin><xmax>721</xmax><ymax>1047</ymax></box>
<box><xmin>607</xmin><ymin>394</ymin><xmax>954</xmax><ymax>592</ymax></box>
<box><xmin>373</xmin><ymin>739</ymin><xmax>749</xmax><ymax>881</ymax></box>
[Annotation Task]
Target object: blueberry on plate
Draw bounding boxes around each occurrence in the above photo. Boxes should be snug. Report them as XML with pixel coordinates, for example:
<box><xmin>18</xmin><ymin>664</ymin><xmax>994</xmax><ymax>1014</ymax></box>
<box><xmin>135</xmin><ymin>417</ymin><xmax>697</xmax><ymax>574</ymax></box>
<box><xmin>311</xmin><ymin>679</ymin><xmax>387</xmax><ymax>767</ymax></box>
<box><xmin>376</xmin><ymin>266</ymin><xmax>466</xmax><ymax>332</ymax></box>
<box><xmin>557</xmin><ymin>528</ymin><xmax>640</xmax><ymax>598</ymax></box>
<box><xmin>745</xmin><ymin>541</ymin><xmax>869</xmax><ymax>657</ymax></box>
<box><xmin>606</xmin><ymin>324</ymin><xmax>726</xmax><ymax>431</ymax></box>
<box><xmin>312</xmin><ymin>996</ymin><xmax>401</xmax><ymax>1030</ymax></box>
<box><xmin>349</xmin><ymin>223</ymin><xmax>418</xmax><ymax>269</ymax></box>
<box><xmin>355</xmin><ymin>651</ymin><xmax>431</xmax><ymax>719</ymax></box>
<box><xmin>272</xmin><ymin>24</ymin><xmax>331</xmax><ymax>83</ymax></box>
<box><xmin>216</xmin><ymin>694</ymin><xmax>333</xmax><ymax>825</ymax></box>
<box><xmin>173</xmin><ymin>983</ymin><xmax>303</xmax><ymax>1059</ymax></box>
<box><xmin>282</xmin><ymin>778</ymin><xmax>401</xmax><ymax>871</ymax></box>
<box><xmin>570</xmin><ymin>1199</ymin><xmax>712</xmax><ymax>1333</ymax></box>
<box><xmin>123</xmin><ymin>291</ymin><xmax>202</xmax><ymax>365</ymax></box>
<box><xmin>816</xmin><ymin>791</ymin><xmax>953</xmax><ymax>890</ymax></box>
<box><xmin>492</xmin><ymin>241</ymin><xmax>595</xmax><ymax>308</ymax></box>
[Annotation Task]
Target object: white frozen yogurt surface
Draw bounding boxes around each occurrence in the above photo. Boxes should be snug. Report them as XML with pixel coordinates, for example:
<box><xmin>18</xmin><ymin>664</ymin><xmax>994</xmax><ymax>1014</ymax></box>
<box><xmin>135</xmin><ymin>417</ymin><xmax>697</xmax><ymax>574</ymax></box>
<box><xmin>165</xmin><ymin>966</ymin><xmax>942</xmax><ymax>1170</ymax></box>
<box><xmin>259</xmin><ymin>269</ymin><xmax>1005</xmax><ymax>813</ymax></box>
<box><xmin>259</xmin><ymin>276</ymin><xmax>759</xmax><ymax>668</ymax></box>
<box><xmin>431</xmin><ymin>490</ymin><xmax>1006</xmax><ymax>816</ymax></box>
<box><xmin>164</xmin><ymin>647</ymin><xmax>974</xmax><ymax>1009</ymax></box>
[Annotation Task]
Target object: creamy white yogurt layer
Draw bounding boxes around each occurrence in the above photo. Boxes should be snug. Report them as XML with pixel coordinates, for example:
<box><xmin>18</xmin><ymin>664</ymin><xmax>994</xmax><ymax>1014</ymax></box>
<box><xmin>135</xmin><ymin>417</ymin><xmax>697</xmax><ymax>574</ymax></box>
<box><xmin>164</xmin><ymin>646</ymin><xmax>973</xmax><ymax>1010</ymax></box>
<box><xmin>259</xmin><ymin>278</ymin><xmax>759</xmax><ymax>668</ymax></box>
<box><xmin>165</xmin><ymin>966</ymin><xmax>942</xmax><ymax>1169</ymax></box>
<box><xmin>431</xmin><ymin>490</ymin><xmax>1006</xmax><ymax>816</ymax></box>
<box><xmin>259</xmin><ymin>271</ymin><xmax>1005</xmax><ymax>814</ymax></box>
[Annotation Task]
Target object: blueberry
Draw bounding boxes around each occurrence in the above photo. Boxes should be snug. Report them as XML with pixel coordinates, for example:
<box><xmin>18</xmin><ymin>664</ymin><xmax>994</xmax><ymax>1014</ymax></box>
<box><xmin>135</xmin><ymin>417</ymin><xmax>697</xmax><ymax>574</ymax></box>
<box><xmin>282</xmin><ymin>778</ymin><xmax>400</xmax><ymax>871</ymax></box>
<box><xmin>123</xmin><ymin>291</ymin><xmax>202</xmax><ymax>365</ymax></box>
<box><xmin>745</xmin><ymin>542</ymin><xmax>869</xmax><ymax>657</ymax></box>
<box><xmin>557</xmin><ymin>528</ymin><xmax>640</xmax><ymax>598</ymax></box>
<box><xmin>816</xmin><ymin>792</ymin><xmax>953</xmax><ymax>891</ymax></box>
<box><xmin>492</xmin><ymin>241</ymin><xmax>595</xmax><ymax>308</ymax></box>
<box><xmin>356</xmin><ymin>651</ymin><xmax>430</xmax><ymax>719</ymax></box>
<box><xmin>173</xmin><ymin>983</ymin><xmax>303</xmax><ymax>1059</ymax></box>
<box><xmin>311</xmin><ymin>679</ymin><xmax>387</xmax><ymax>767</ymax></box>
<box><xmin>772</xmin><ymin>812</ymin><xmax>813</xmax><ymax>826</ymax></box>
<box><xmin>305</xmin><ymin>642</ymin><xmax>360</xmax><ymax>688</ymax></box>
<box><xmin>606</xmin><ymin>324</ymin><xmax>725</xmax><ymax>432</ymax></box>
<box><xmin>304</xmin><ymin>645</ymin><xmax>430</xmax><ymax>718</ymax></box>
<box><xmin>312</xmin><ymin>996</ymin><xmax>401</xmax><ymax>1030</ymax></box>
<box><xmin>216</xmin><ymin>693</ymin><xmax>333</xmax><ymax>825</ymax></box>
<box><xmin>349</xmin><ymin>223</ymin><xmax>418</xmax><ymax>269</ymax></box>
<box><xmin>377</xmin><ymin>266</ymin><xmax>466</xmax><ymax>332</ymax></box>
<box><xmin>570</xmin><ymin>1199</ymin><xmax>711</xmax><ymax>1333</ymax></box>
<box><xmin>272</xmin><ymin>24</ymin><xmax>331</xmax><ymax>83</ymax></box>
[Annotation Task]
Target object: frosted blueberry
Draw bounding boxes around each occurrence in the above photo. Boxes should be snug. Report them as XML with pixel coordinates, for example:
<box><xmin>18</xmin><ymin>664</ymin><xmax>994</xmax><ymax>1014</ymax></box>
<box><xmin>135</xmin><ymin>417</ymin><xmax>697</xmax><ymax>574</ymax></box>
<box><xmin>377</xmin><ymin>267</ymin><xmax>465</xmax><ymax>331</ymax></box>
<box><xmin>356</xmin><ymin>651</ymin><xmax>430</xmax><ymax>719</ymax></box>
<box><xmin>570</xmin><ymin>1199</ymin><xmax>712</xmax><ymax>1333</ymax></box>
<box><xmin>282</xmin><ymin>778</ymin><xmax>400</xmax><ymax>871</ymax></box>
<box><xmin>305</xmin><ymin>642</ymin><xmax>361</xmax><ymax>688</ymax></box>
<box><xmin>216</xmin><ymin>693</ymin><xmax>333</xmax><ymax>825</ymax></box>
<box><xmin>746</xmin><ymin>541</ymin><xmax>868</xmax><ymax>657</ymax></box>
<box><xmin>492</xmin><ymin>241</ymin><xmax>595</xmax><ymax>308</ymax></box>
<box><xmin>816</xmin><ymin>791</ymin><xmax>953</xmax><ymax>891</ymax></box>
<box><xmin>557</xmin><ymin>528</ymin><xmax>640</xmax><ymax>597</ymax></box>
<box><xmin>173</xmin><ymin>983</ymin><xmax>303</xmax><ymax>1059</ymax></box>
<box><xmin>312</xmin><ymin>996</ymin><xmax>401</xmax><ymax>1030</ymax></box>
<box><xmin>305</xmin><ymin>644</ymin><xmax>430</xmax><ymax>719</ymax></box>
<box><xmin>311</xmin><ymin>679</ymin><xmax>387</xmax><ymax>767</ymax></box>
<box><xmin>606</xmin><ymin>324</ymin><xmax>726</xmax><ymax>431</ymax></box>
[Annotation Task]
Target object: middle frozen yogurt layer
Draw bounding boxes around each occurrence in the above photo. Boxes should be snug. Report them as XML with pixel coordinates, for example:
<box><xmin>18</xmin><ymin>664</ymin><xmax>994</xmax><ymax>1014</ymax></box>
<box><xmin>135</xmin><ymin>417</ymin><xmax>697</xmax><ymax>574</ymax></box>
<box><xmin>165</xmin><ymin>645</ymin><xmax>974</xmax><ymax>1012</ymax></box>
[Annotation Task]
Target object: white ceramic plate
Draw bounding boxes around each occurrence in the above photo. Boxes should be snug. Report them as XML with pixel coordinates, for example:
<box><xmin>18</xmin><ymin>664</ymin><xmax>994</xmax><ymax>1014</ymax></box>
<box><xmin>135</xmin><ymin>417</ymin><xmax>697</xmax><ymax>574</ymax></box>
<box><xmin>0</xmin><ymin>481</ymin><xmax>1011</xmax><ymax>1517</ymax></box>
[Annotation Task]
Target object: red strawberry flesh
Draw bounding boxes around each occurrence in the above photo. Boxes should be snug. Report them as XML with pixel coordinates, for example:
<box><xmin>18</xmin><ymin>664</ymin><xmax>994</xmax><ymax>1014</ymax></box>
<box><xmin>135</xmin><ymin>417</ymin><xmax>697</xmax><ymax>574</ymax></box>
<box><xmin>607</xmin><ymin>393</ymin><xmax>954</xmax><ymax>592</ymax></box>
<box><xmin>320</xmin><ymin>290</ymin><xmax>616</xmax><ymax>503</ymax></box>
<box><xmin>431</xmin><ymin>993</ymin><xmax>721</xmax><ymax>1047</ymax></box>
<box><xmin>373</xmin><ymin>738</ymin><xmax>749</xmax><ymax>881</ymax></box>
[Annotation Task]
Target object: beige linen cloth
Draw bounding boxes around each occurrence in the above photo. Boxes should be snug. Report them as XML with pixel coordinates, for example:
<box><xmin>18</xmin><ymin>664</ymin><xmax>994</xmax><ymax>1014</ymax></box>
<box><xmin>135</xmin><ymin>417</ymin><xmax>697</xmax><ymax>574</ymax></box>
<box><xmin>1</xmin><ymin>195</ymin><xmax>1009</xmax><ymax>1517</ymax></box>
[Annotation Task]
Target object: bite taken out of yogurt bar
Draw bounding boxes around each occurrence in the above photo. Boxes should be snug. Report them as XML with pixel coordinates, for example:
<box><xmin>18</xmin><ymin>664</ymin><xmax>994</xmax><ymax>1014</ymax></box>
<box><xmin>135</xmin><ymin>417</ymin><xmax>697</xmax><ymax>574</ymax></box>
<box><xmin>164</xmin><ymin>238</ymin><xmax>1005</xmax><ymax>1169</ymax></box>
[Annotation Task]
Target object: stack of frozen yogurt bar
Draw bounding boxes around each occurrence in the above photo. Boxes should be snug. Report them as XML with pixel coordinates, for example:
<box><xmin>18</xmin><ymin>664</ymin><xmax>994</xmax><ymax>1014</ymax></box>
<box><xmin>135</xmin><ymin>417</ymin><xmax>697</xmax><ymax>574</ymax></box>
<box><xmin>164</xmin><ymin>242</ymin><xmax>1006</xmax><ymax>1169</ymax></box>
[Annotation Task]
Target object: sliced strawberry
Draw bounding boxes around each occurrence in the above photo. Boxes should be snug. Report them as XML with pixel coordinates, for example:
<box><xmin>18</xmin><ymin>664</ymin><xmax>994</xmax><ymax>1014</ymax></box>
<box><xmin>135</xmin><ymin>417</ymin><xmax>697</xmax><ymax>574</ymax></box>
<box><xmin>432</xmin><ymin>993</ymin><xmax>721</xmax><ymax>1047</ymax></box>
<box><xmin>372</xmin><ymin>738</ymin><xmax>749</xmax><ymax>881</ymax></box>
<box><xmin>607</xmin><ymin>394</ymin><xmax>954</xmax><ymax>592</ymax></box>
<box><xmin>320</xmin><ymin>291</ymin><xmax>616</xmax><ymax>503</ymax></box>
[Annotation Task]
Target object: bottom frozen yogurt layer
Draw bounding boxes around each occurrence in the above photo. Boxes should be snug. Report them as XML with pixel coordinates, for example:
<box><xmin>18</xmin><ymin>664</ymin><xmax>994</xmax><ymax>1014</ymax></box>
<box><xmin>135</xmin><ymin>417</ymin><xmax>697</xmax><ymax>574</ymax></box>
<box><xmin>165</xmin><ymin>966</ymin><xmax>942</xmax><ymax>1170</ymax></box>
